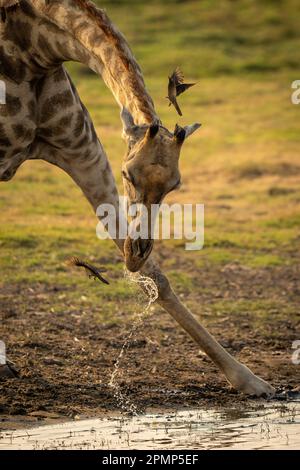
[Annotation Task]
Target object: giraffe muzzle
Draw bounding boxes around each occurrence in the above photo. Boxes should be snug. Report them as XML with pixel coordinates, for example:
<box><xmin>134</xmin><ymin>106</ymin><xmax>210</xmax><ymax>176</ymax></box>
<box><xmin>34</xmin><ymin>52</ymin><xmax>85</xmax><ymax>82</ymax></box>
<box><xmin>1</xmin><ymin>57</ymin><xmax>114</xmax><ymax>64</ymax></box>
<box><xmin>124</xmin><ymin>236</ymin><xmax>153</xmax><ymax>272</ymax></box>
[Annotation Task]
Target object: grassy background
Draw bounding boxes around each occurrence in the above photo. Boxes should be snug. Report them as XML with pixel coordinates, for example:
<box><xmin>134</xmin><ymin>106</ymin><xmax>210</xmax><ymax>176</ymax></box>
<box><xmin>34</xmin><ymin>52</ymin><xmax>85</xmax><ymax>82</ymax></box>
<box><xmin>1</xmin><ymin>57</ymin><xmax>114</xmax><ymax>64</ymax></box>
<box><xmin>0</xmin><ymin>0</ymin><xmax>299</xmax><ymax>327</ymax></box>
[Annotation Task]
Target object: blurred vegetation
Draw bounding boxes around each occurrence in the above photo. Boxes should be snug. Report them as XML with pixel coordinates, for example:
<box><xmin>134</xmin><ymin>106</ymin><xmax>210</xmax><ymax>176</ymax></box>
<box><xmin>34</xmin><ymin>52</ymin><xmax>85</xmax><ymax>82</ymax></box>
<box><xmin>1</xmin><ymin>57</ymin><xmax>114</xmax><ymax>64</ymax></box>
<box><xmin>0</xmin><ymin>0</ymin><xmax>299</xmax><ymax>328</ymax></box>
<box><xmin>95</xmin><ymin>0</ymin><xmax>300</xmax><ymax>77</ymax></box>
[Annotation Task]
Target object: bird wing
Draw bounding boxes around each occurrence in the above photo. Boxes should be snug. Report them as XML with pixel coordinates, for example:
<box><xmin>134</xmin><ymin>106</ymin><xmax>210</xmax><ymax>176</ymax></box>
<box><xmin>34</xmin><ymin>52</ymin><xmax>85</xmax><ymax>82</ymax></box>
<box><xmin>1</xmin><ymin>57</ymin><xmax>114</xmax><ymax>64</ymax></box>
<box><xmin>171</xmin><ymin>67</ymin><xmax>185</xmax><ymax>86</ymax></box>
<box><xmin>176</xmin><ymin>83</ymin><xmax>196</xmax><ymax>97</ymax></box>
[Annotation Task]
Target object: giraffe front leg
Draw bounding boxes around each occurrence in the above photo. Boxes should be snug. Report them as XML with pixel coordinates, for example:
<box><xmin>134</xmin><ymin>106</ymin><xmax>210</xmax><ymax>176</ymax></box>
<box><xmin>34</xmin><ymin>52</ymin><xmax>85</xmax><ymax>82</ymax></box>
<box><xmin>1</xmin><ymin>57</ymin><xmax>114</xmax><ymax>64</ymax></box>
<box><xmin>0</xmin><ymin>340</ymin><xmax>17</xmax><ymax>379</ymax></box>
<box><xmin>141</xmin><ymin>259</ymin><xmax>275</xmax><ymax>398</ymax></box>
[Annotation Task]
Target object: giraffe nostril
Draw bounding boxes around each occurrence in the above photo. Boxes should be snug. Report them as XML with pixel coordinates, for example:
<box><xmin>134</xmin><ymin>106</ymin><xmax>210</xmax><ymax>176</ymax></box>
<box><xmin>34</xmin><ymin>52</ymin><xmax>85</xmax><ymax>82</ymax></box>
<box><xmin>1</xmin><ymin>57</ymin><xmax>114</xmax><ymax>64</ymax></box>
<box><xmin>132</xmin><ymin>238</ymin><xmax>152</xmax><ymax>258</ymax></box>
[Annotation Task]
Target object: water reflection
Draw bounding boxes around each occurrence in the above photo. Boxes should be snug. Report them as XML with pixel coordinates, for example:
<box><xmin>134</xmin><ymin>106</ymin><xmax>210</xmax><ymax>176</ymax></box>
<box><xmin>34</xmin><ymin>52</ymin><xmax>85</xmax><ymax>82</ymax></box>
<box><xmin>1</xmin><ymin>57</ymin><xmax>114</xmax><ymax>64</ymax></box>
<box><xmin>0</xmin><ymin>403</ymin><xmax>299</xmax><ymax>450</ymax></box>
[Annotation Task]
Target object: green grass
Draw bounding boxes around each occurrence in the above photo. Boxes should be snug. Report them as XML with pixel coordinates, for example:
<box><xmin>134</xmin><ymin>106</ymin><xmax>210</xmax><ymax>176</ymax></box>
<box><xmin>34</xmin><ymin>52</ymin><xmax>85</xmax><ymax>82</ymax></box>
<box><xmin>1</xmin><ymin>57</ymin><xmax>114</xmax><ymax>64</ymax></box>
<box><xmin>1</xmin><ymin>0</ymin><xmax>299</xmax><ymax>328</ymax></box>
<box><xmin>209</xmin><ymin>299</ymin><xmax>299</xmax><ymax>325</ymax></box>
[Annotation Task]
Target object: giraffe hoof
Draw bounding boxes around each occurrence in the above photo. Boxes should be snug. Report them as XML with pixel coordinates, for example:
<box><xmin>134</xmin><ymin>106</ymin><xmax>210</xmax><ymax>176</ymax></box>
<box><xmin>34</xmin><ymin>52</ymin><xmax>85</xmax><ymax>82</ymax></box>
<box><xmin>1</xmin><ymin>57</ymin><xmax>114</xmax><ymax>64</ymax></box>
<box><xmin>239</xmin><ymin>377</ymin><xmax>275</xmax><ymax>398</ymax></box>
<box><xmin>228</xmin><ymin>364</ymin><xmax>276</xmax><ymax>398</ymax></box>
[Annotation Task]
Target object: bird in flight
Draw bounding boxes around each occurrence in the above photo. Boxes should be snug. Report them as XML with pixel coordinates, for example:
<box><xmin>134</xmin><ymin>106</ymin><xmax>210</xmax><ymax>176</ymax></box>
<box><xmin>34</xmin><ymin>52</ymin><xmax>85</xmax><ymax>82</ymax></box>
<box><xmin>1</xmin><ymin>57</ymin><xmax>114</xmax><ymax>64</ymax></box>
<box><xmin>68</xmin><ymin>257</ymin><xmax>109</xmax><ymax>285</ymax></box>
<box><xmin>167</xmin><ymin>67</ymin><xmax>196</xmax><ymax>116</ymax></box>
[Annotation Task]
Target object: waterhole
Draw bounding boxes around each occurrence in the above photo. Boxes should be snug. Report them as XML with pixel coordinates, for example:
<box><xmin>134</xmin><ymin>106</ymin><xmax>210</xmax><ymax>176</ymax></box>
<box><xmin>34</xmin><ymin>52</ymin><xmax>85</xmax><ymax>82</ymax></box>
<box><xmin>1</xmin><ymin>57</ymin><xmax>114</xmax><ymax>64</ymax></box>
<box><xmin>0</xmin><ymin>403</ymin><xmax>299</xmax><ymax>450</ymax></box>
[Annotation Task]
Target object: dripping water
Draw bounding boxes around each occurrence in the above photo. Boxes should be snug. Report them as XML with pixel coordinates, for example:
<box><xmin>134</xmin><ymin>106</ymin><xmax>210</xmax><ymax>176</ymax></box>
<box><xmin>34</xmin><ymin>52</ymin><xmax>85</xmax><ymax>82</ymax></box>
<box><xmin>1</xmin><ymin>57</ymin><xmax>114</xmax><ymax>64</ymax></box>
<box><xmin>108</xmin><ymin>270</ymin><xmax>159</xmax><ymax>414</ymax></box>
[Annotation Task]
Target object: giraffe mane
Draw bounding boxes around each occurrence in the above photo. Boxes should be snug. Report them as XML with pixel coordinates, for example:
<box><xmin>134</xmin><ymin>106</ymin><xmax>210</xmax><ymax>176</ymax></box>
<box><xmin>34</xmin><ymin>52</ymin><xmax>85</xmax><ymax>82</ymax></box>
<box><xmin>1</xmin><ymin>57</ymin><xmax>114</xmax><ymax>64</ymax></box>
<box><xmin>72</xmin><ymin>0</ymin><xmax>155</xmax><ymax>122</ymax></box>
<box><xmin>74</xmin><ymin>0</ymin><xmax>131</xmax><ymax>68</ymax></box>
<box><xmin>1</xmin><ymin>0</ymin><xmax>156</xmax><ymax>122</ymax></box>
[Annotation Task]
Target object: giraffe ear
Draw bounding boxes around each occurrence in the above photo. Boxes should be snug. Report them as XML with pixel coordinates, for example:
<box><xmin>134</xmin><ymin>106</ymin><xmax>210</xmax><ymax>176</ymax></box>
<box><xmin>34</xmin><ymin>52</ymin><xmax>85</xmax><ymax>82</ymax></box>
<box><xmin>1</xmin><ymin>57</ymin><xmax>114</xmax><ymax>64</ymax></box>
<box><xmin>146</xmin><ymin>122</ymin><xmax>159</xmax><ymax>140</ymax></box>
<box><xmin>174</xmin><ymin>123</ymin><xmax>201</xmax><ymax>144</ymax></box>
<box><xmin>174</xmin><ymin>124</ymin><xmax>186</xmax><ymax>144</ymax></box>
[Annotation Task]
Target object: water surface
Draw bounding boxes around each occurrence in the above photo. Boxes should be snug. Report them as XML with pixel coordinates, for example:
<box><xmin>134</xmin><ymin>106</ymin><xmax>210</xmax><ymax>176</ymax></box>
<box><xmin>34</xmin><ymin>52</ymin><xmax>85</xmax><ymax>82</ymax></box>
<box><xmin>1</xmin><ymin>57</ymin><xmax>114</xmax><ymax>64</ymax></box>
<box><xmin>0</xmin><ymin>403</ymin><xmax>299</xmax><ymax>450</ymax></box>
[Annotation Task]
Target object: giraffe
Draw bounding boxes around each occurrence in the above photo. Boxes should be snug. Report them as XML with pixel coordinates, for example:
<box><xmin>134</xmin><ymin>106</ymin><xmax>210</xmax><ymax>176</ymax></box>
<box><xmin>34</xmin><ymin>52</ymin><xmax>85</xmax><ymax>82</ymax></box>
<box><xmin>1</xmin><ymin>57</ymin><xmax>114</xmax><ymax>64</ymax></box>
<box><xmin>0</xmin><ymin>0</ymin><xmax>275</xmax><ymax>397</ymax></box>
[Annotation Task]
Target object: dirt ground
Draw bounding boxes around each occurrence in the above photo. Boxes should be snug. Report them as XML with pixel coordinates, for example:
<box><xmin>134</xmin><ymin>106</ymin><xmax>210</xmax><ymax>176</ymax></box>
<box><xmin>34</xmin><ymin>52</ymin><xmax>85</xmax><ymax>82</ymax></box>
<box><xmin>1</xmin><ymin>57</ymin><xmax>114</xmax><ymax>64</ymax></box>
<box><xmin>0</xmin><ymin>260</ymin><xmax>299</xmax><ymax>430</ymax></box>
<box><xmin>1</xmin><ymin>0</ymin><xmax>300</xmax><ymax>435</ymax></box>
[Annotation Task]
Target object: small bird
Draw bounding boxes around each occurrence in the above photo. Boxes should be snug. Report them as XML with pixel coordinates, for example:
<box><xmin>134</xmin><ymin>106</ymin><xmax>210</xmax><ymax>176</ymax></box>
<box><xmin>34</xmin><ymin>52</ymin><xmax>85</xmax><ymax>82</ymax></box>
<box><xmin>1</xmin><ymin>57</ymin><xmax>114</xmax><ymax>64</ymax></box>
<box><xmin>68</xmin><ymin>257</ymin><xmax>109</xmax><ymax>285</ymax></box>
<box><xmin>167</xmin><ymin>67</ymin><xmax>196</xmax><ymax>116</ymax></box>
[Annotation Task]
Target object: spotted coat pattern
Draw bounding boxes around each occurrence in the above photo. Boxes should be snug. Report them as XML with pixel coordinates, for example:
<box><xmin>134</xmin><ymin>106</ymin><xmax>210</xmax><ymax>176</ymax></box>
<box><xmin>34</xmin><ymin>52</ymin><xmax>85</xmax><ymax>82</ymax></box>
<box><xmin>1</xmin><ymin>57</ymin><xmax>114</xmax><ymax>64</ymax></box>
<box><xmin>0</xmin><ymin>0</ymin><xmax>157</xmax><ymax>212</ymax></box>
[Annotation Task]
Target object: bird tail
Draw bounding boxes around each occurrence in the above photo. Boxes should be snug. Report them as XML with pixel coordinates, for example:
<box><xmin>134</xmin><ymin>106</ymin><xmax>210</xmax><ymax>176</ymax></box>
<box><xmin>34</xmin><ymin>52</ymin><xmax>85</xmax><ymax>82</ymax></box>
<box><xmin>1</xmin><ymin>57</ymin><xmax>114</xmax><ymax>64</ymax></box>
<box><xmin>173</xmin><ymin>99</ymin><xmax>182</xmax><ymax>117</ymax></box>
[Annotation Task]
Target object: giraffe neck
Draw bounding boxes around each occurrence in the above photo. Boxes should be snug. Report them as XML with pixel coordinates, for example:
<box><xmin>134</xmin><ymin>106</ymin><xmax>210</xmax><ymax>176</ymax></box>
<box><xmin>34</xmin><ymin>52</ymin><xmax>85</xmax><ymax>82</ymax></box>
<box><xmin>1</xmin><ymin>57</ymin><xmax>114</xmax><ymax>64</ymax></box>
<box><xmin>28</xmin><ymin>0</ymin><xmax>157</xmax><ymax>125</ymax></box>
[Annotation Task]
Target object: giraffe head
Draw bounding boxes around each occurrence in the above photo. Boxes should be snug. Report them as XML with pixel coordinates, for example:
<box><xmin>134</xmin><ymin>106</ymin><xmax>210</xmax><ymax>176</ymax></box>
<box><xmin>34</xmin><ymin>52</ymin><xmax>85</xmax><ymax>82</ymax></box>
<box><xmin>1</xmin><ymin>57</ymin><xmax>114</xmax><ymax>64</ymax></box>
<box><xmin>121</xmin><ymin>108</ymin><xmax>200</xmax><ymax>272</ymax></box>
